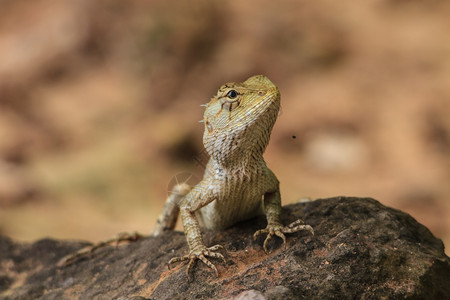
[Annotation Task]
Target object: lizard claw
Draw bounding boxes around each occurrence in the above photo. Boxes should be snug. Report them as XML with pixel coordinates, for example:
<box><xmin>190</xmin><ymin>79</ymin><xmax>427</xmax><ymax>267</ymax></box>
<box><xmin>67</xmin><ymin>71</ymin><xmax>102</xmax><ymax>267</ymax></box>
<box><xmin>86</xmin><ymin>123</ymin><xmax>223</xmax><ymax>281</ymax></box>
<box><xmin>168</xmin><ymin>244</ymin><xmax>226</xmax><ymax>278</ymax></box>
<box><xmin>253</xmin><ymin>219</ymin><xmax>314</xmax><ymax>253</ymax></box>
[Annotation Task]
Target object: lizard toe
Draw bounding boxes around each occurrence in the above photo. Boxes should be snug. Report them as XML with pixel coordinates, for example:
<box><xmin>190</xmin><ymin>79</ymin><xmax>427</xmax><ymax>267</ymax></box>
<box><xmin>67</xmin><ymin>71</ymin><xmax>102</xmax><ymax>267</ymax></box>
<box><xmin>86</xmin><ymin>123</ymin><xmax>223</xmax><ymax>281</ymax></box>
<box><xmin>168</xmin><ymin>255</ymin><xmax>189</xmax><ymax>270</ymax></box>
<box><xmin>170</xmin><ymin>245</ymin><xmax>226</xmax><ymax>277</ymax></box>
<box><xmin>198</xmin><ymin>254</ymin><xmax>219</xmax><ymax>276</ymax></box>
<box><xmin>204</xmin><ymin>249</ymin><xmax>226</xmax><ymax>264</ymax></box>
<box><xmin>282</xmin><ymin>220</ymin><xmax>314</xmax><ymax>236</ymax></box>
<box><xmin>256</xmin><ymin>220</ymin><xmax>313</xmax><ymax>253</ymax></box>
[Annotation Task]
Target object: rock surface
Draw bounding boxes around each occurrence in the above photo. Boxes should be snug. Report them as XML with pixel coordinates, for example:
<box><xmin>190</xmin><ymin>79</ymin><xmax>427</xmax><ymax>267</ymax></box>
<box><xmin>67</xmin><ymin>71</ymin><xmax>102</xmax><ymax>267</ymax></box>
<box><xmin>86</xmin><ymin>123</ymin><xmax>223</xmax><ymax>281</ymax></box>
<box><xmin>0</xmin><ymin>197</ymin><xmax>449</xmax><ymax>300</ymax></box>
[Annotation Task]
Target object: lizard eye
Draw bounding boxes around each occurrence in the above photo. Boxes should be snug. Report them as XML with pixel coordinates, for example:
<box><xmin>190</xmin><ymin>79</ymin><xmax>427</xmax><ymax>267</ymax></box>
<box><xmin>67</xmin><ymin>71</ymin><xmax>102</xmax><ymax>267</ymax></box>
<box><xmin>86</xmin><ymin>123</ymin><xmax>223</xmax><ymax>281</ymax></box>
<box><xmin>220</xmin><ymin>89</ymin><xmax>240</xmax><ymax>112</ymax></box>
<box><xmin>226</xmin><ymin>90</ymin><xmax>238</xmax><ymax>99</ymax></box>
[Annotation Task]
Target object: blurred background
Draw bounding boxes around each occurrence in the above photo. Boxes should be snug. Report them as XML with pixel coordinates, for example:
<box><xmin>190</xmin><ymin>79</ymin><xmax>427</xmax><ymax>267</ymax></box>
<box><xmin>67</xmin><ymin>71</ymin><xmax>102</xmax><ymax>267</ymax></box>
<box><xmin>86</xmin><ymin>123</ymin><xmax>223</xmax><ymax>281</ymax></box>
<box><xmin>0</xmin><ymin>0</ymin><xmax>449</xmax><ymax>255</ymax></box>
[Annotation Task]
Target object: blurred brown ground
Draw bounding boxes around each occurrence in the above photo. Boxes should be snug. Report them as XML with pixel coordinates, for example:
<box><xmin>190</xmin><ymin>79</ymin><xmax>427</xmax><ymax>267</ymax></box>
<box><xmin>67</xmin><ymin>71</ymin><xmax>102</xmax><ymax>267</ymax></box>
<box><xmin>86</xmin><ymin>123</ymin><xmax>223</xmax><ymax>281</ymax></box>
<box><xmin>0</xmin><ymin>0</ymin><xmax>449</xmax><ymax>255</ymax></box>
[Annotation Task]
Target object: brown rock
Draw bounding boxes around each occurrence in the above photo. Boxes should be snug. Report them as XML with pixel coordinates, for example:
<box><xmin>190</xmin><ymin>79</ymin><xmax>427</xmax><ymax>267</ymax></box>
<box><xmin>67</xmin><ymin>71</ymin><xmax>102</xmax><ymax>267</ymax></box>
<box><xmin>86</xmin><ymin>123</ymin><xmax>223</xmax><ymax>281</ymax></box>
<box><xmin>0</xmin><ymin>197</ymin><xmax>449</xmax><ymax>299</ymax></box>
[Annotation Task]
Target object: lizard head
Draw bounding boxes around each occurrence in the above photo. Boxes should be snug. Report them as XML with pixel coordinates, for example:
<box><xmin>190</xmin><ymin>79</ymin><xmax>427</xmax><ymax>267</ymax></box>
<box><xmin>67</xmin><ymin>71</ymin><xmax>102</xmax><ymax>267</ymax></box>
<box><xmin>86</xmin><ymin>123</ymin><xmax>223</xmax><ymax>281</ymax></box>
<box><xmin>203</xmin><ymin>75</ymin><xmax>280</xmax><ymax>165</ymax></box>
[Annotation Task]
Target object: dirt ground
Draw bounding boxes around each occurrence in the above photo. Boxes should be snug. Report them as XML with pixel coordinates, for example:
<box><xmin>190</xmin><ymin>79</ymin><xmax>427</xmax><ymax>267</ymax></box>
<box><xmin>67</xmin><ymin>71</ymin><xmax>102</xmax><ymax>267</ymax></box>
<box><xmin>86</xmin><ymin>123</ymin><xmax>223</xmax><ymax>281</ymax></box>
<box><xmin>0</xmin><ymin>0</ymin><xmax>449</xmax><ymax>255</ymax></box>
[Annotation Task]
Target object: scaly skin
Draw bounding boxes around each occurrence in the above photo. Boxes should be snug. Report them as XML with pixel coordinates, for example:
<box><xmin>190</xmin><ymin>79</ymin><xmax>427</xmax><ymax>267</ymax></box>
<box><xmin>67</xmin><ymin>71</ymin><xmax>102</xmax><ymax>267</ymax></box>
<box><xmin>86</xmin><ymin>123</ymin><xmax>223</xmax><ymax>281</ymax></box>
<box><xmin>153</xmin><ymin>75</ymin><xmax>313</xmax><ymax>277</ymax></box>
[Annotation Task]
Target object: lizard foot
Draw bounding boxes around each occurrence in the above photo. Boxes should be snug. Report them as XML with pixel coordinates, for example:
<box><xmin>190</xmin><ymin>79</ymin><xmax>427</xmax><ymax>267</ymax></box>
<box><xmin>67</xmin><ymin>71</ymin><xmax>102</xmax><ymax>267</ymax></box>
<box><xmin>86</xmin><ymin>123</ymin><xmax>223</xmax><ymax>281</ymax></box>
<box><xmin>58</xmin><ymin>232</ymin><xmax>143</xmax><ymax>267</ymax></box>
<box><xmin>168</xmin><ymin>244</ymin><xmax>226</xmax><ymax>277</ymax></box>
<box><xmin>253</xmin><ymin>219</ymin><xmax>314</xmax><ymax>253</ymax></box>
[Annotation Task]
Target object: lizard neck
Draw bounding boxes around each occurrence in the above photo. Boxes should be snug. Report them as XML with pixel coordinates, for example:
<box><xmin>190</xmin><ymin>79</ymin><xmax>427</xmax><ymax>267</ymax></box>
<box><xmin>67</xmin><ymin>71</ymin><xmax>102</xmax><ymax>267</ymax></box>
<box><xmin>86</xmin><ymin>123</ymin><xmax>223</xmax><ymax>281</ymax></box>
<box><xmin>203</xmin><ymin>100</ymin><xmax>279</xmax><ymax>169</ymax></box>
<box><xmin>204</xmin><ymin>121</ymin><xmax>274</xmax><ymax>169</ymax></box>
<box><xmin>208</xmin><ymin>155</ymin><xmax>267</xmax><ymax>181</ymax></box>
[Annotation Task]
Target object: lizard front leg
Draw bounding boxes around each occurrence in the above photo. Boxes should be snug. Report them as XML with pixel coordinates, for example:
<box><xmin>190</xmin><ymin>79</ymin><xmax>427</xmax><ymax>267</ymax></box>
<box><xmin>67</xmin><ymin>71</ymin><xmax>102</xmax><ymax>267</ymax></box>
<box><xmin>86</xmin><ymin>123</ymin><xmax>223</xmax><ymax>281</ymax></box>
<box><xmin>254</xmin><ymin>190</ymin><xmax>314</xmax><ymax>253</ymax></box>
<box><xmin>167</xmin><ymin>186</ymin><xmax>226</xmax><ymax>278</ymax></box>
<box><xmin>168</xmin><ymin>208</ymin><xmax>225</xmax><ymax>277</ymax></box>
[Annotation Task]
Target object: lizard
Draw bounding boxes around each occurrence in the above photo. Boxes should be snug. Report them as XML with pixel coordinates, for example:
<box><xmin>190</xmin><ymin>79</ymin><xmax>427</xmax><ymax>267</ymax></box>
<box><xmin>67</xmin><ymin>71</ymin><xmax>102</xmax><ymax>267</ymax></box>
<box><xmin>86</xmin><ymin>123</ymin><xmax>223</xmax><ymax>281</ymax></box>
<box><xmin>152</xmin><ymin>75</ymin><xmax>314</xmax><ymax>277</ymax></box>
<box><xmin>58</xmin><ymin>75</ymin><xmax>313</xmax><ymax>276</ymax></box>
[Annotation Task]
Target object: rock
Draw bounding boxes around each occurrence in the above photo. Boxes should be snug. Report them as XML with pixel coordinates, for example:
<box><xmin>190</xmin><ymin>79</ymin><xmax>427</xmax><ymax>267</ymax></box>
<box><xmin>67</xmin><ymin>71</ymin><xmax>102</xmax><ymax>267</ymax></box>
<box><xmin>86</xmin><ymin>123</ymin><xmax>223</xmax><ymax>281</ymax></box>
<box><xmin>0</xmin><ymin>197</ymin><xmax>449</xmax><ymax>299</ymax></box>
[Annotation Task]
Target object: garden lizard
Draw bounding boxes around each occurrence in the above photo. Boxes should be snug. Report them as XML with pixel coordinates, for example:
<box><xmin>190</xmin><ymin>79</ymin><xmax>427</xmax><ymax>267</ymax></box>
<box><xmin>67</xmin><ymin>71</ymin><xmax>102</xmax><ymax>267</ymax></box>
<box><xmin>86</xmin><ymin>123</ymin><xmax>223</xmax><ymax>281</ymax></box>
<box><xmin>59</xmin><ymin>75</ymin><xmax>313</xmax><ymax>276</ymax></box>
<box><xmin>152</xmin><ymin>75</ymin><xmax>314</xmax><ymax>277</ymax></box>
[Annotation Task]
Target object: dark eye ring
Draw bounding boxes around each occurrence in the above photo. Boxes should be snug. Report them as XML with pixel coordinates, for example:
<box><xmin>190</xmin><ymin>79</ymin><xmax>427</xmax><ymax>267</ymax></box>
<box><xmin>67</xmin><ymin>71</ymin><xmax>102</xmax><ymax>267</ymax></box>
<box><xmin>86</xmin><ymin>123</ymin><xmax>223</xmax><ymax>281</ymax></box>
<box><xmin>226</xmin><ymin>90</ymin><xmax>238</xmax><ymax>99</ymax></box>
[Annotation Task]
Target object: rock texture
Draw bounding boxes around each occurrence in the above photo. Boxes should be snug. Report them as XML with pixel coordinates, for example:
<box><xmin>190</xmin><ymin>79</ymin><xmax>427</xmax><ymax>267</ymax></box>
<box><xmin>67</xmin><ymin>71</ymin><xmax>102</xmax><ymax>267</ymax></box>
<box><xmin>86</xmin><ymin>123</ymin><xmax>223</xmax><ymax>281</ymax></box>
<box><xmin>0</xmin><ymin>197</ymin><xmax>449</xmax><ymax>300</ymax></box>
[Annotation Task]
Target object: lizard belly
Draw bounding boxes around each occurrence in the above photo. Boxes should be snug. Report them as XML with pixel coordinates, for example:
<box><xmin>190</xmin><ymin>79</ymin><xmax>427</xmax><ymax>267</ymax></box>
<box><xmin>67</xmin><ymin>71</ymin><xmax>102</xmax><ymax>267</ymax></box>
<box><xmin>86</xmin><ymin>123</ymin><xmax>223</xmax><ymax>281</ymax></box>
<box><xmin>199</xmin><ymin>187</ymin><xmax>264</xmax><ymax>230</ymax></box>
